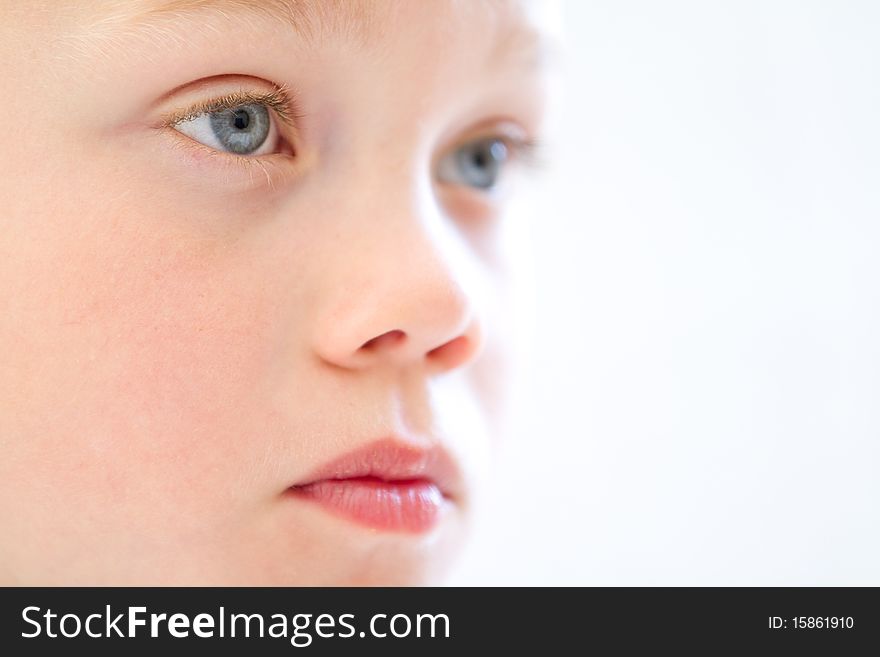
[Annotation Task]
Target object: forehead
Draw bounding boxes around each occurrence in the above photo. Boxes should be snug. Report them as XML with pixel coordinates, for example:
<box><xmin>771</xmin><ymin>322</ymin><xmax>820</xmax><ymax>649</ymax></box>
<box><xmin>75</xmin><ymin>0</ymin><xmax>556</xmax><ymax>64</ymax></box>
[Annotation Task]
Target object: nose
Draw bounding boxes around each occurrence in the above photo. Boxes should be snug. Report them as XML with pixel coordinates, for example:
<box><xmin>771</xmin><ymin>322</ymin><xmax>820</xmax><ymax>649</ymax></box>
<box><xmin>310</xmin><ymin>215</ymin><xmax>487</xmax><ymax>375</ymax></box>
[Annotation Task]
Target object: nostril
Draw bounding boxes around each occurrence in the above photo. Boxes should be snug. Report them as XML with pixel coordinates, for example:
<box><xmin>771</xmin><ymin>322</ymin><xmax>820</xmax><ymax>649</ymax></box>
<box><xmin>360</xmin><ymin>329</ymin><xmax>407</xmax><ymax>351</ymax></box>
<box><xmin>426</xmin><ymin>334</ymin><xmax>472</xmax><ymax>367</ymax></box>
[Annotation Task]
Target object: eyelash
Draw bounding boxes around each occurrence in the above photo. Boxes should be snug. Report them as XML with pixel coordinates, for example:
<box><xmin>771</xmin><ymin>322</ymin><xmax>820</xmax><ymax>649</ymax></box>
<box><xmin>497</xmin><ymin>136</ymin><xmax>543</xmax><ymax>170</ymax></box>
<box><xmin>157</xmin><ymin>87</ymin><xmax>304</xmax><ymax>188</ymax></box>
<box><xmin>161</xmin><ymin>86</ymin><xmax>301</xmax><ymax>130</ymax></box>
<box><xmin>437</xmin><ymin>132</ymin><xmax>546</xmax><ymax>192</ymax></box>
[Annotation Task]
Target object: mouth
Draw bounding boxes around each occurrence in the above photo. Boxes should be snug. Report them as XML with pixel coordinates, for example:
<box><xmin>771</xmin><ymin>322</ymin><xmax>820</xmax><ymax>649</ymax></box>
<box><xmin>285</xmin><ymin>438</ymin><xmax>460</xmax><ymax>534</ymax></box>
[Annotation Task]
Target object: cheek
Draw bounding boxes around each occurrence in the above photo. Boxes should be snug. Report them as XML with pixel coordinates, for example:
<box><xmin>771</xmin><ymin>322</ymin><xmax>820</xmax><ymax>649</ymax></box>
<box><xmin>0</xmin><ymin>197</ymin><xmax>294</xmax><ymax>518</ymax></box>
<box><xmin>475</xmin><ymin>216</ymin><xmax>534</xmax><ymax>418</ymax></box>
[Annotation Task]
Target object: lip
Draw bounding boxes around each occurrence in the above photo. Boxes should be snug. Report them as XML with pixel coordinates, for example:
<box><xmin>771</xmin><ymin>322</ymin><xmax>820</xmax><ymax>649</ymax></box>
<box><xmin>286</xmin><ymin>438</ymin><xmax>459</xmax><ymax>533</ymax></box>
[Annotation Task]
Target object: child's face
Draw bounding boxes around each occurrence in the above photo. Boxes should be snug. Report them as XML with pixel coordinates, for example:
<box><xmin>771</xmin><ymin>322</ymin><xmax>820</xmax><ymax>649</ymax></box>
<box><xmin>0</xmin><ymin>0</ymin><xmax>552</xmax><ymax>584</ymax></box>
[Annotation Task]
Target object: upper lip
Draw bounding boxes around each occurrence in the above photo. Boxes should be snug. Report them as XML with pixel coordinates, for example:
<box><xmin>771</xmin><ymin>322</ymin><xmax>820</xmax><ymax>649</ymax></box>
<box><xmin>289</xmin><ymin>436</ymin><xmax>461</xmax><ymax>501</ymax></box>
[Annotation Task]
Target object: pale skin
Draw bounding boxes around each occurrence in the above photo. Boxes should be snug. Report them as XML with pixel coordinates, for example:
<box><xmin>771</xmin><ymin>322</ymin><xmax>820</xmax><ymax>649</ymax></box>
<box><xmin>0</xmin><ymin>0</ymin><xmax>554</xmax><ymax>585</ymax></box>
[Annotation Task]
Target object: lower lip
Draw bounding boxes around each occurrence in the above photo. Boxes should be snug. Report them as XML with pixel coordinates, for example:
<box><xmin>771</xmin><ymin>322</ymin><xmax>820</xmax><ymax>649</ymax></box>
<box><xmin>288</xmin><ymin>477</ymin><xmax>447</xmax><ymax>533</ymax></box>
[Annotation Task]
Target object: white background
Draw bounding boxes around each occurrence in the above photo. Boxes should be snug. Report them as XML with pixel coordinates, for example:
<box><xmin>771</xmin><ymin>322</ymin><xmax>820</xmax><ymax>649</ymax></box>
<box><xmin>449</xmin><ymin>0</ymin><xmax>880</xmax><ymax>585</ymax></box>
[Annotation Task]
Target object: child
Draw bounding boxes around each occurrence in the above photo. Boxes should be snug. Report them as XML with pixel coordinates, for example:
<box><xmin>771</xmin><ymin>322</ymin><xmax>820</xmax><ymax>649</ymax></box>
<box><xmin>0</xmin><ymin>0</ymin><xmax>555</xmax><ymax>584</ymax></box>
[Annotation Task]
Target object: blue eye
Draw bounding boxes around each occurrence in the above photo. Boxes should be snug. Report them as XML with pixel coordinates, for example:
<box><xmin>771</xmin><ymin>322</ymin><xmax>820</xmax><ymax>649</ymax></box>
<box><xmin>174</xmin><ymin>102</ymin><xmax>277</xmax><ymax>156</ymax></box>
<box><xmin>438</xmin><ymin>137</ymin><xmax>511</xmax><ymax>191</ymax></box>
<box><xmin>208</xmin><ymin>104</ymin><xmax>270</xmax><ymax>154</ymax></box>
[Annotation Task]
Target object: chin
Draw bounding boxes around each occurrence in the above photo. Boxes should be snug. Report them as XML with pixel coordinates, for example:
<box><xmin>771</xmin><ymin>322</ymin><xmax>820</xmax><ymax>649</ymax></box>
<box><xmin>232</xmin><ymin>504</ymin><xmax>469</xmax><ymax>586</ymax></box>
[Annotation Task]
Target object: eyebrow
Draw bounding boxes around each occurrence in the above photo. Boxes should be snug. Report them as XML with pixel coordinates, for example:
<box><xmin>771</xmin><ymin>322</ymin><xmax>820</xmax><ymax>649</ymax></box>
<box><xmin>96</xmin><ymin>0</ymin><xmax>373</xmax><ymax>48</ymax></box>
<box><xmin>75</xmin><ymin>0</ymin><xmax>552</xmax><ymax>73</ymax></box>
